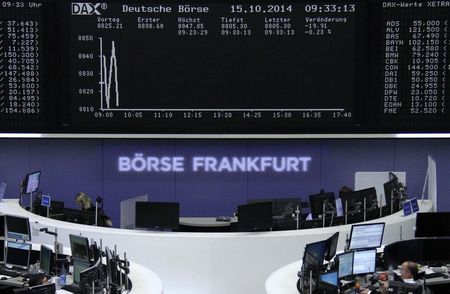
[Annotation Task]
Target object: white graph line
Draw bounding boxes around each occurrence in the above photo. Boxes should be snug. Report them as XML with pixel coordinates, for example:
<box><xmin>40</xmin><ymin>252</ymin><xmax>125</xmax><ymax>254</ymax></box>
<box><xmin>99</xmin><ymin>38</ymin><xmax>119</xmax><ymax>109</ymax></box>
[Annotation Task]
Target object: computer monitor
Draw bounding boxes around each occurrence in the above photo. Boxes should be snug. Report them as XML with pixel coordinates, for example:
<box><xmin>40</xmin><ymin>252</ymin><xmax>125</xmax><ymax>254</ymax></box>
<box><xmin>415</xmin><ymin>212</ymin><xmax>450</xmax><ymax>238</ymax></box>
<box><xmin>360</xmin><ymin>187</ymin><xmax>378</xmax><ymax>210</ymax></box>
<box><xmin>388</xmin><ymin>281</ymin><xmax>422</xmax><ymax>294</ymax></box>
<box><xmin>309</xmin><ymin>192</ymin><xmax>335</xmax><ymax>219</ymax></box>
<box><xmin>384</xmin><ymin>178</ymin><xmax>400</xmax><ymax>211</ymax></box>
<box><xmin>80</xmin><ymin>258</ymin><xmax>102</xmax><ymax>291</ymax></box>
<box><xmin>317</xmin><ymin>280</ymin><xmax>338</xmax><ymax>294</ymax></box>
<box><xmin>325</xmin><ymin>232</ymin><xmax>339</xmax><ymax>262</ymax></box>
<box><xmin>349</xmin><ymin>222</ymin><xmax>385</xmax><ymax>250</ymax></box>
<box><xmin>135</xmin><ymin>202</ymin><xmax>180</xmax><ymax>230</ymax></box>
<box><xmin>73</xmin><ymin>259</ymin><xmax>91</xmax><ymax>284</ymax></box>
<box><xmin>0</xmin><ymin>215</ymin><xmax>5</xmax><ymax>237</ymax></box>
<box><xmin>23</xmin><ymin>171</ymin><xmax>41</xmax><ymax>194</ymax></box>
<box><xmin>301</xmin><ymin>251</ymin><xmax>320</xmax><ymax>294</ymax></box>
<box><xmin>273</xmin><ymin>198</ymin><xmax>301</xmax><ymax>217</ymax></box>
<box><xmin>69</xmin><ymin>234</ymin><xmax>90</xmax><ymax>262</ymax></box>
<box><xmin>0</xmin><ymin>240</ymin><xmax>4</xmax><ymax>262</ymax></box>
<box><xmin>29</xmin><ymin>283</ymin><xmax>56</xmax><ymax>294</ymax></box>
<box><xmin>6</xmin><ymin>215</ymin><xmax>31</xmax><ymax>241</ymax></box>
<box><xmin>340</xmin><ymin>191</ymin><xmax>363</xmax><ymax>214</ymax></box>
<box><xmin>40</xmin><ymin>245</ymin><xmax>52</xmax><ymax>274</ymax></box>
<box><xmin>237</xmin><ymin>201</ymin><xmax>273</xmax><ymax>232</ymax></box>
<box><xmin>353</xmin><ymin>249</ymin><xmax>376</xmax><ymax>275</ymax></box>
<box><xmin>6</xmin><ymin>241</ymin><xmax>31</xmax><ymax>270</ymax></box>
<box><xmin>337</xmin><ymin>251</ymin><xmax>353</xmax><ymax>278</ymax></box>
<box><xmin>63</xmin><ymin>208</ymin><xmax>96</xmax><ymax>226</ymax></box>
<box><xmin>305</xmin><ymin>239</ymin><xmax>328</xmax><ymax>266</ymax></box>
<box><xmin>320</xmin><ymin>271</ymin><xmax>338</xmax><ymax>286</ymax></box>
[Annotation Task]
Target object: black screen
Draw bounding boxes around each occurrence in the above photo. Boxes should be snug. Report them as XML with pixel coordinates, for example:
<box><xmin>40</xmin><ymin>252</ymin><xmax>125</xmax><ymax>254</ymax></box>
<box><xmin>340</xmin><ymin>191</ymin><xmax>363</xmax><ymax>214</ymax></box>
<box><xmin>6</xmin><ymin>215</ymin><xmax>31</xmax><ymax>241</ymax></box>
<box><xmin>6</xmin><ymin>241</ymin><xmax>31</xmax><ymax>269</ymax></box>
<box><xmin>29</xmin><ymin>283</ymin><xmax>56</xmax><ymax>294</ymax></box>
<box><xmin>360</xmin><ymin>187</ymin><xmax>378</xmax><ymax>210</ymax></box>
<box><xmin>273</xmin><ymin>198</ymin><xmax>302</xmax><ymax>217</ymax></box>
<box><xmin>325</xmin><ymin>232</ymin><xmax>339</xmax><ymax>262</ymax></box>
<box><xmin>0</xmin><ymin>215</ymin><xmax>5</xmax><ymax>237</ymax></box>
<box><xmin>415</xmin><ymin>212</ymin><xmax>450</xmax><ymax>238</ymax></box>
<box><xmin>69</xmin><ymin>234</ymin><xmax>90</xmax><ymax>262</ymax></box>
<box><xmin>237</xmin><ymin>201</ymin><xmax>273</xmax><ymax>232</ymax></box>
<box><xmin>135</xmin><ymin>201</ymin><xmax>180</xmax><ymax>230</ymax></box>
<box><xmin>39</xmin><ymin>245</ymin><xmax>52</xmax><ymax>274</ymax></box>
<box><xmin>301</xmin><ymin>251</ymin><xmax>320</xmax><ymax>294</ymax></box>
<box><xmin>305</xmin><ymin>239</ymin><xmax>328</xmax><ymax>266</ymax></box>
<box><xmin>309</xmin><ymin>192</ymin><xmax>335</xmax><ymax>219</ymax></box>
<box><xmin>0</xmin><ymin>240</ymin><xmax>4</xmax><ymax>262</ymax></box>
<box><xmin>384</xmin><ymin>179</ymin><xmax>400</xmax><ymax>212</ymax></box>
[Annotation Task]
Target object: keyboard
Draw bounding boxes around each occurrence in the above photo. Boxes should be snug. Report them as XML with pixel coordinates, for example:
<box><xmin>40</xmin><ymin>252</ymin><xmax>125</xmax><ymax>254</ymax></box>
<box><xmin>62</xmin><ymin>283</ymin><xmax>81</xmax><ymax>293</ymax></box>
<box><xmin>424</xmin><ymin>272</ymin><xmax>446</xmax><ymax>279</ymax></box>
<box><xmin>0</xmin><ymin>268</ymin><xmax>21</xmax><ymax>278</ymax></box>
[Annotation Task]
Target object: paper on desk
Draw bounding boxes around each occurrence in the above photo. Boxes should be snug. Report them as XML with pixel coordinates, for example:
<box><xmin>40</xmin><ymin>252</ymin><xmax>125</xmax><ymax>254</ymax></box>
<box><xmin>419</xmin><ymin>266</ymin><xmax>435</xmax><ymax>274</ymax></box>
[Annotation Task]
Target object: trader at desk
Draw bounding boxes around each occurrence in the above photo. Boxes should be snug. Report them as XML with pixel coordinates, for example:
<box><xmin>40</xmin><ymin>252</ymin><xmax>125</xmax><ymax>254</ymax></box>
<box><xmin>361</xmin><ymin>261</ymin><xmax>433</xmax><ymax>294</ymax></box>
<box><xmin>74</xmin><ymin>192</ymin><xmax>112</xmax><ymax>227</ymax></box>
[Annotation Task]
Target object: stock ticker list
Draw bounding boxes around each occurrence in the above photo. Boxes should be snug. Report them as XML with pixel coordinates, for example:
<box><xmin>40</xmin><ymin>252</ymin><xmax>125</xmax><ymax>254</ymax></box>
<box><xmin>381</xmin><ymin>1</ymin><xmax>450</xmax><ymax>128</ymax></box>
<box><xmin>70</xmin><ymin>2</ymin><xmax>359</xmax><ymax>130</ymax></box>
<box><xmin>0</xmin><ymin>1</ymin><xmax>43</xmax><ymax>124</ymax></box>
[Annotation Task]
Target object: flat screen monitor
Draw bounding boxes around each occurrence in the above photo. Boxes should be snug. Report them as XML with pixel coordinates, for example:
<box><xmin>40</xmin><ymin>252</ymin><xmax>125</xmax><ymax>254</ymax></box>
<box><xmin>105</xmin><ymin>246</ymin><xmax>119</xmax><ymax>285</ymax></box>
<box><xmin>69</xmin><ymin>234</ymin><xmax>90</xmax><ymax>262</ymax></box>
<box><xmin>24</xmin><ymin>171</ymin><xmax>41</xmax><ymax>194</ymax></box>
<box><xmin>273</xmin><ymin>198</ymin><xmax>301</xmax><ymax>217</ymax></box>
<box><xmin>29</xmin><ymin>283</ymin><xmax>56</xmax><ymax>294</ymax></box>
<box><xmin>349</xmin><ymin>222</ymin><xmax>385</xmax><ymax>250</ymax></box>
<box><xmin>135</xmin><ymin>202</ymin><xmax>180</xmax><ymax>230</ymax></box>
<box><xmin>237</xmin><ymin>201</ymin><xmax>273</xmax><ymax>232</ymax></box>
<box><xmin>80</xmin><ymin>258</ymin><xmax>102</xmax><ymax>290</ymax></box>
<box><xmin>337</xmin><ymin>252</ymin><xmax>353</xmax><ymax>278</ymax></box>
<box><xmin>384</xmin><ymin>178</ymin><xmax>400</xmax><ymax>211</ymax></box>
<box><xmin>73</xmin><ymin>259</ymin><xmax>91</xmax><ymax>284</ymax></box>
<box><xmin>40</xmin><ymin>245</ymin><xmax>52</xmax><ymax>274</ymax></box>
<box><xmin>0</xmin><ymin>240</ymin><xmax>4</xmax><ymax>262</ymax></box>
<box><xmin>6</xmin><ymin>241</ymin><xmax>31</xmax><ymax>270</ymax></box>
<box><xmin>353</xmin><ymin>249</ymin><xmax>376</xmax><ymax>275</ymax></box>
<box><xmin>0</xmin><ymin>215</ymin><xmax>5</xmax><ymax>237</ymax></box>
<box><xmin>6</xmin><ymin>215</ymin><xmax>31</xmax><ymax>241</ymax></box>
<box><xmin>301</xmin><ymin>251</ymin><xmax>319</xmax><ymax>294</ymax></box>
<box><xmin>325</xmin><ymin>232</ymin><xmax>339</xmax><ymax>262</ymax></box>
<box><xmin>305</xmin><ymin>239</ymin><xmax>328</xmax><ymax>266</ymax></box>
<box><xmin>415</xmin><ymin>212</ymin><xmax>450</xmax><ymax>238</ymax></box>
<box><xmin>340</xmin><ymin>191</ymin><xmax>363</xmax><ymax>214</ymax></box>
<box><xmin>320</xmin><ymin>271</ymin><xmax>338</xmax><ymax>286</ymax></box>
<box><xmin>360</xmin><ymin>187</ymin><xmax>378</xmax><ymax>210</ymax></box>
<box><xmin>389</xmin><ymin>281</ymin><xmax>422</xmax><ymax>294</ymax></box>
<box><xmin>309</xmin><ymin>192</ymin><xmax>335</xmax><ymax>219</ymax></box>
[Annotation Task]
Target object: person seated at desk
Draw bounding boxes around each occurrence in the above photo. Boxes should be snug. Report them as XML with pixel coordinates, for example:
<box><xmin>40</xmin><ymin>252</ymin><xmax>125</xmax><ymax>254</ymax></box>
<box><xmin>75</xmin><ymin>192</ymin><xmax>113</xmax><ymax>227</ymax></box>
<box><xmin>360</xmin><ymin>261</ymin><xmax>433</xmax><ymax>294</ymax></box>
<box><xmin>28</xmin><ymin>273</ymin><xmax>48</xmax><ymax>287</ymax></box>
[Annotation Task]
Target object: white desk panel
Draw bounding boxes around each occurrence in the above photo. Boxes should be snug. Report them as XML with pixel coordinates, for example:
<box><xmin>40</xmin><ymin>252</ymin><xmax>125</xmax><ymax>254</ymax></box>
<box><xmin>0</xmin><ymin>199</ymin><xmax>432</xmax><ymax>294</ymax></box>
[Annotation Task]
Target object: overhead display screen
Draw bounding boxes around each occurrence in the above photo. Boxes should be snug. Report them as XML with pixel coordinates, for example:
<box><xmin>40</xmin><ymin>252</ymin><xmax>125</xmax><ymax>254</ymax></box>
<box><xmin>0</xmin><ymin>0</ymin><xmax>449</xmax><ymax>133</ymax></box>
<box><xmin>68</xmin><ymin>1</ymin><xmax>361</xmax><ymax>132</ymax></box>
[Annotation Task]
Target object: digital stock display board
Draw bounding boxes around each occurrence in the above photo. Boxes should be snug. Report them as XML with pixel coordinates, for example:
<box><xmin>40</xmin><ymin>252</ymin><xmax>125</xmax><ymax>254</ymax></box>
<box><xmin>0</xmin><ymin>0</ymin><xmax>449</xmax><ymax>133</ymax></box>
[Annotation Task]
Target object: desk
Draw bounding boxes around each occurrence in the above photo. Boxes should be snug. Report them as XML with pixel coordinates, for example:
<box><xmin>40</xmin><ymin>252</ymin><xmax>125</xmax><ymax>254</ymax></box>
<box><xmin>0</xmin><ymin>199</ymin><xmax>431</xmax><ymax>294</ymax></box>
<box><xmin>0</xmin><ymin>245</ymin><xmax>162</xmax><ymax>294</ymax></box>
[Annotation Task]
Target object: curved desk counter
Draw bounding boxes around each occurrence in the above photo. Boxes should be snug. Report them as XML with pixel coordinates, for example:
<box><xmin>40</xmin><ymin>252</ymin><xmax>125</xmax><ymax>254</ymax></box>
<box><xmin>0</xmin><ymin>199</ymin><xmax>432</xmax><ymax>294</ymax></box>
<box><xmin>265</xmin><ymin>200</ymin><xmax>432</xmax><ymax>294</ymax></box>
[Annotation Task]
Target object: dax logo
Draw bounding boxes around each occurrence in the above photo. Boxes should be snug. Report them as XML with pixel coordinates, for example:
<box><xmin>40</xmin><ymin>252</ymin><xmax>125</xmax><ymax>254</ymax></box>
<box><xmin>71</xmin><ymin>3</ymin><xmax>107</xmax><ymax>15</ymax></box>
